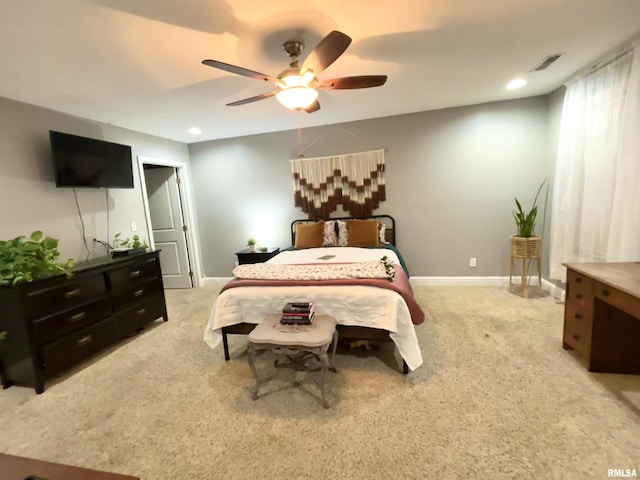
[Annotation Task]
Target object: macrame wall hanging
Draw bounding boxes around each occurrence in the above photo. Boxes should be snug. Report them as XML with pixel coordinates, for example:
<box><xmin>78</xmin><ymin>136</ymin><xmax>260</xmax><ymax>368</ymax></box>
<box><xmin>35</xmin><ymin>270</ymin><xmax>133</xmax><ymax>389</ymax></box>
<box><xmin>290</xmin><ymin>148</ymin><xmax>386</xmax><ymax>218</ymax></box>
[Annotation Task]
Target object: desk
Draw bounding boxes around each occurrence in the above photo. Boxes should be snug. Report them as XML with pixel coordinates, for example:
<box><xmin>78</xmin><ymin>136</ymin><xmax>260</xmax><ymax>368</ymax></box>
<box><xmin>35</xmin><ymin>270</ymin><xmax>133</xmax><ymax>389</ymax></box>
<box><xmin>563</xmin><ymin>262</ymin><xmax>640</xmax><ymax>373</ymax></box>
<box><xmin>0</xmin><ymin>453</ymin><xmax>139</xmax><ymax>480</ymax></box>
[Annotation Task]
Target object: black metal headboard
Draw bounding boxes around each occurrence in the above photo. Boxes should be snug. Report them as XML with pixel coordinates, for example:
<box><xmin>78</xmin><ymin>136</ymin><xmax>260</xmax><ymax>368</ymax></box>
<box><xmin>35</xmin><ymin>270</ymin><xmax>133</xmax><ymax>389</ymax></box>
<box><xmin>290</xmin><ymin>215</ymin><xmax>396</xmax><ymax>246</ymax></box>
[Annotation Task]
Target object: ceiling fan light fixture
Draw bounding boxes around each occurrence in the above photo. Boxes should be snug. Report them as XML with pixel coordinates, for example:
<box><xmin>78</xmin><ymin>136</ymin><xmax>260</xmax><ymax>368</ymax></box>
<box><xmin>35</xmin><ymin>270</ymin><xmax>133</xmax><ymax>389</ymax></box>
<box><xmin>276</xmin><ymin>86</ymin><xmax>318</xmax><ymax>110</ymax></box>
<box><xmin>278</xmin><ymin>71</ymin><xmax>315</xmax><ymax>89</ymax></box>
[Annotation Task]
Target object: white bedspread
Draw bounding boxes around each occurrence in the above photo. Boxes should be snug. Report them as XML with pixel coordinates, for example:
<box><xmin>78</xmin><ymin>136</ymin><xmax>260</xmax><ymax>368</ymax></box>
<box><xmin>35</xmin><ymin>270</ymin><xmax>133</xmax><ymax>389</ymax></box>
<box><xmin>203</xmin><ymin>247</ymin><xmax>423</xmax><ymax>371</ymax></box>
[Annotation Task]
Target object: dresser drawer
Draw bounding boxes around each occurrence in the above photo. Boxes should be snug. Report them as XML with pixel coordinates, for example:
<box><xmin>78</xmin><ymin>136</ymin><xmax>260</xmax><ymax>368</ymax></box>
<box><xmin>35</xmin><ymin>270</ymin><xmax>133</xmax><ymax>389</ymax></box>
<box><xmin>40</xmin><ymin>316</ymin><xmax>117</xmax><ymax>378</ymax></box>
<box><xmin>33</xmin><ymin>296</ymin><xmax>112</xmax><ymax>345</ymax></box>
<box><xmin>563</xmin><ymin>302</ymin><xmax>593</xmax><ymax>357</ymax></box>
<box><xmin>27</xmin><ymin>274</ymin><xmax>107</xmax><ymax>320</ymax></box>
<box><xmin>111</xmin><ymin>277</ymin><xmax>163</xmax><ymax>311</ymax></box>
<box><xmin>593</xmin><ymin>280</ymin><xmax>640</xmax><ymax>318</ymax></box>
<box><xmin>107</xmin><ymin>257</ymin><xmax>158</xmax><ymax>290</ymax></box>
<box><xmin>114</xmin><ymin>293</ymin><xmax>166</xmax><ymax>338</ymax></box>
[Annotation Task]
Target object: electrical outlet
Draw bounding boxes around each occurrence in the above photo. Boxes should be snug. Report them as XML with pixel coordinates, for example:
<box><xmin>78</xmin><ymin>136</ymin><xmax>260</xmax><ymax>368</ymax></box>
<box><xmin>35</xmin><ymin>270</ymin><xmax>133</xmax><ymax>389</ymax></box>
<box><xmin>469</xmin><ymin>257</ymin><xmax>477</xmax><ymax>268</ymax></box>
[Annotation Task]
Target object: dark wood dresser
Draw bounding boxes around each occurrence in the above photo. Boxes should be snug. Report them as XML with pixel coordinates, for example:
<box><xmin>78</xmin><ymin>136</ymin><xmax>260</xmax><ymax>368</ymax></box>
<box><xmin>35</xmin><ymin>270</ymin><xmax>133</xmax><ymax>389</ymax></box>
<box><xmin>0</xmin><ymin>251</ymin><xmax>168</xmax><ymax>393</ymax></box>
<box><xmin>563</xmin><ymin>262</ymin><xmax>640</xmax><ymax>374</ymax></box>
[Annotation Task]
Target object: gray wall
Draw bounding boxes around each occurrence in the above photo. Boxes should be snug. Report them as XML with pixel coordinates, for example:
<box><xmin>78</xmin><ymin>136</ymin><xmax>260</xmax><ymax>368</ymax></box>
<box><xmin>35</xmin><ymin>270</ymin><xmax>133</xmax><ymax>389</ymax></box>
<box><xmin>0</xmin><ymin>96</ymin><xmax>190</xmax><ymax>263</ymax></box>
<box><xmin>190</xmin><ymin>94</ymin><xmax>560</xmax><ymax>278</ymax></box>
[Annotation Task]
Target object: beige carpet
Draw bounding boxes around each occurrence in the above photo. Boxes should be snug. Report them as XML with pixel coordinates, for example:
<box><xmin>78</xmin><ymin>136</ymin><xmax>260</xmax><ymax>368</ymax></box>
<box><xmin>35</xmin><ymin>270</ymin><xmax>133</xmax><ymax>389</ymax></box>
<box><xmin>1</xmin><ymin>285</ymin><xmax>639</xmax><ymax>480</ymax></box>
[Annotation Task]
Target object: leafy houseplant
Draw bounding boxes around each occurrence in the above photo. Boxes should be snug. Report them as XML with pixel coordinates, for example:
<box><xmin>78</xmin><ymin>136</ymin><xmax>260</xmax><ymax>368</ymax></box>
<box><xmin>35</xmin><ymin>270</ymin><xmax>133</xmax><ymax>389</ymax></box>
<box><xmin>510</xmin><ymin>180</ymin><xmax>547</xmax><ymax>298</ymax></box>
<box><xmin>513</xmin><ymin>179</ymin><xmax>547</xmax><ymax>238</ymax></box>
<box><xmin>247</xmin><ymin>237</ymin><xmax>257</xmax><ymax>252</ymax></box>
<box><xmin>112</xmin><ymin>233</ymin><xmax>149</xmax><ymax>251</ymax></box>
<box><xmin>0</xmin><ymin>231</ymin><xmax>75</xmax><ymax>287</ymax></box>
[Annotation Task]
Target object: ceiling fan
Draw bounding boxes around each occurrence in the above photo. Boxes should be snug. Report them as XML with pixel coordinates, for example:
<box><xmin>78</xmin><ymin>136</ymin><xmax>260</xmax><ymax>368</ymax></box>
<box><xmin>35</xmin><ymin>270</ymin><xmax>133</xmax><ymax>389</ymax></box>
<box><xmin>202</xmin><ymin>30</ymin><xmax>387</xmax><ymax>113</ymax></box>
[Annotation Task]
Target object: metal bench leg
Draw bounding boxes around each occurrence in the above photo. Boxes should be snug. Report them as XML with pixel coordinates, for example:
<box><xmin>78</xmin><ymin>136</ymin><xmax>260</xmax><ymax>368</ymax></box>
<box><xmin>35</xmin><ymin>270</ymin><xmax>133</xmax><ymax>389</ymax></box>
<box><xmin>403</xmin><ymin>360</ymin><xmax>409</xmax><ymax>374</ymax></box>
<box><xmin>222</xmin><ymin>330</ymin><xmax>230</xmax><ymax>361</ymax></box>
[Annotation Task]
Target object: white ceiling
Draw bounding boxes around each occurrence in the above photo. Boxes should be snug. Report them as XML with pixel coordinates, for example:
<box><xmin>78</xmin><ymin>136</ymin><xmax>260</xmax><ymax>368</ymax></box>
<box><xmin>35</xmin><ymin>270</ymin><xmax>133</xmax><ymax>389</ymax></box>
<box><xmin>1</xmin><ymin>0</ymin><xmax>640</xmax><ymax>143</ymax></box>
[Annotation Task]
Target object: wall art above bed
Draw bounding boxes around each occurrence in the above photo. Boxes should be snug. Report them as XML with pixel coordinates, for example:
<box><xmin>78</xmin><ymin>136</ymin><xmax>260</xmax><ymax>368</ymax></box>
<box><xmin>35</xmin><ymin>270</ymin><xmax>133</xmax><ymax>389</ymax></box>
<box><xmin>290</xmin><ymin>149</ymin><xmax>385</xmax><ymax>218</ymax></box>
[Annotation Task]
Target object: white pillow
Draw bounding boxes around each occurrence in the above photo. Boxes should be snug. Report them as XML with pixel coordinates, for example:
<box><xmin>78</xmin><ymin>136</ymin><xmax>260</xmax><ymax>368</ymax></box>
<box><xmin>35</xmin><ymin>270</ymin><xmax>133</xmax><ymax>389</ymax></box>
<box><xmin>379</xmin><ymin>222</ymin><xmax>388</xmax><ymax>244</ymax></box>
<box><xmin>323</xmin><ymin>220</ymin><xmax>338</xmax><ymax>247</ymax></box>
<box><xmin>336</xmin><ymin>220</ymin><xmax>348</xmax><ymax>247</ymax></box>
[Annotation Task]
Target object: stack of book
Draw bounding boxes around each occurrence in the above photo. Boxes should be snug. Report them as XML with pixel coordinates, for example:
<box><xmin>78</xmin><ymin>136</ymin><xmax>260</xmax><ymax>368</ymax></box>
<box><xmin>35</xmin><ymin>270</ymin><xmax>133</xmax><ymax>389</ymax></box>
<box><xmin>280</xmin><ymin>302</ymin><xmax>315</xmax><ymax>324</ymax></box>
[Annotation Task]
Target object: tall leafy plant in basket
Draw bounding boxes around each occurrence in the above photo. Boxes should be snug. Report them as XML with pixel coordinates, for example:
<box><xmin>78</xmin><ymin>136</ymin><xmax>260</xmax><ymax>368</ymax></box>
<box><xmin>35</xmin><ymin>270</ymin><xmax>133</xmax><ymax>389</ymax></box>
<box><xmin>513</xmin><ymin>180</ymin><xmax>547</xmax><ymax>238</ymax></box>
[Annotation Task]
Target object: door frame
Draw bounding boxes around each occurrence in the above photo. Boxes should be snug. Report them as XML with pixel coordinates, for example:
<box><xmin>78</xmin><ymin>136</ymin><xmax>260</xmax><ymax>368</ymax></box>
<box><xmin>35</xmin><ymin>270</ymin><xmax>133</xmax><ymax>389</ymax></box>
<box><xmin>137</xmin><ymin>155</ymin><xmax>202</xmax><ymax>287</ymax></box>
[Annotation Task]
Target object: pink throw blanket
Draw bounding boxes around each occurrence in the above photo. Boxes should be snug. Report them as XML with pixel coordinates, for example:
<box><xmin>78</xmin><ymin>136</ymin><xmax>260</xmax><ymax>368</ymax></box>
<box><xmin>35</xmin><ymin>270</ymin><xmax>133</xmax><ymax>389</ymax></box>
<box><xmin>221</xmin><ymin>264</ymin><xmax>425</xmax><ymax>325</ymax></box>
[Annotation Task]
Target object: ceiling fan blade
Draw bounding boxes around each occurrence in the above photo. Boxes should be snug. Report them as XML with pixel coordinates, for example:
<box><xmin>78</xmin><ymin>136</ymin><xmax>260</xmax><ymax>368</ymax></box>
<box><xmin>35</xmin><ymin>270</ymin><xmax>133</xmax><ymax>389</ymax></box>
<box><xmin>202</xmin><ymin>59</ymin><xmax>278</xmax><ymax>83</ymax></box>
<box><xmin>301</xmin><ymin>31</ymin><xmax>352</xmax><ymax>76</ymax></box>
<box><xmin>226</xmin><ymin>91</ymin><xmax>277</xmax><ymax>106</ymax></box>
<box><xmin>319</xmin><ymin>75</ymin><xmax>388</xmax><ymax>90</ymax></box>
<box><xmin>304</xmin><ymin>99</ymin><xmax>321</xmax><ymax>113</ymax></box>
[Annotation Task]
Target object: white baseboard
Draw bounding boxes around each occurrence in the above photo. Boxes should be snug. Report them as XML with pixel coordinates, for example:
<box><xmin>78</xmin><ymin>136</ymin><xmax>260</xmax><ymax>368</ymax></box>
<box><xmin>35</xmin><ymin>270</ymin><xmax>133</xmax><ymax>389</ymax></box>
<box><xmin>409</xmin><ymin>276</ymin><xmax>565</xmax><ymax>302</ymax></box>
<box><xmin>409</xmin><ymin>276</ymin><xmax>509</xmax><ymax>287</ymax></box>
<box><xmin>200</xmin><ymin>277</ymin><xmax>233</xmax><ymax>287</ymax></box>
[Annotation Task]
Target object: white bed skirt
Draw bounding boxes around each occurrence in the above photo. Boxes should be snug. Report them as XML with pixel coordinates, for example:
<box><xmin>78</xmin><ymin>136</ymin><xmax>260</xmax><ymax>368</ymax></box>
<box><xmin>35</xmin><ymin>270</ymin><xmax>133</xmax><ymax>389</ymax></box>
<box><xmin>203</xmin><ymin>284</ymin><xmax>423</xmax><ymax>371</ymax></box>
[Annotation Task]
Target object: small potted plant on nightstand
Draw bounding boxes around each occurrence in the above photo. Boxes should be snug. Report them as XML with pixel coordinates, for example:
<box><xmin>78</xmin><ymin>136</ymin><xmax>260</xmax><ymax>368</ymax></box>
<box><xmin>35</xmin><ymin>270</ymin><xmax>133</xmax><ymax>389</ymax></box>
<box><xmin>247</xmin><ymin>237</ymin><xmax>257</xmax><ymax>253</ymax></box>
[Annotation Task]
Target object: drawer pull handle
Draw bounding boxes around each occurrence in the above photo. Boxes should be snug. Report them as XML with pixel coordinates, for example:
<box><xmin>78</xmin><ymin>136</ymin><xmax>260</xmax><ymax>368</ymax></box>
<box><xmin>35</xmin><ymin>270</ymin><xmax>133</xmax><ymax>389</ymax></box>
<box><xmin>572</xmin><ymin>334</ymin><xmax>580</xmax><ymax>341</ymax></box>
<box><xmin>77</xmin><ymin>335</ymin><xmax>92</xmax><ymax>347</ymax></box>
<box><xmin>575</xmin><ymin>313</ymin><xmax>582</xmax><ymax>320</ymax></box>
<box><xmin>69</xmin><ymin>311</ymin><xmax>86</xmax><ymax>322</ymax></box>
<box><xmin>602</xmin><ymin>289</ymin><xmax>610</xmax><ymax>297</ymax></box>
<box><xmin>133</xmin><ymin>289</ymin><xmax>145</xmax><ymax>298</ymax></box>
<box><xmin>136</xmin><ymin>307</ymin><xmax>147</xmax><ymax>316</ymax></box>
<box><xmin>64</xmin><ymin>288</ymin><xmax>81</xmax><ymax>299</ymax></box>
<box><xmin>576</xmin><ymin>293</ymin><xmax>584</xmax><ymax>300</ymax></box>
<box><xmin>576</xmin><ymin>277</ymin><xmax>582</xmax><ymax>283</ymax></box>
<box><xmin>130</xmin><ymin>269</ymin><xmax>141</xmax><ymax>278</ymax></box>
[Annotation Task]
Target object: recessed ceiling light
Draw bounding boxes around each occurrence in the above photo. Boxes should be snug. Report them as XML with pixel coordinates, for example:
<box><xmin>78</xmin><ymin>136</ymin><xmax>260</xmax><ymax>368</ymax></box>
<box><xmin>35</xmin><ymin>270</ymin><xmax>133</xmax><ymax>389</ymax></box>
<box><xmin>506</xmin><ymin>78</ymin><xmax>527</xmax><ymax>90</ymax></box>
<box><xmin>188</xmin><ymin>127</ymin><xmax>202</xmax><ymax>135</ymax></box>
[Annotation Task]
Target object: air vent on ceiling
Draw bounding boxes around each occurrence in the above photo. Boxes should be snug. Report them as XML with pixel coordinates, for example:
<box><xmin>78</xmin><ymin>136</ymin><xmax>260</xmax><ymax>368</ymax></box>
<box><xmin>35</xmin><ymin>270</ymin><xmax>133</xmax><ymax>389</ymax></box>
<box><xmin>530</xmin><ymin>53</ymin><xmax>563</xmax><ymax>72</ymax></box>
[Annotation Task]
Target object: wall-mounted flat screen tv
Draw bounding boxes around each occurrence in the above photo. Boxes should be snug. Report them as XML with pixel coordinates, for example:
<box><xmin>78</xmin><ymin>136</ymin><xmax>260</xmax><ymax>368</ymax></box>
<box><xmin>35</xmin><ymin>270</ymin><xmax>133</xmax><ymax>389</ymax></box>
<box><xmin>50</xmin><ymin>130</ymin><xmax>134</xmax><ymax>188</ymax></box>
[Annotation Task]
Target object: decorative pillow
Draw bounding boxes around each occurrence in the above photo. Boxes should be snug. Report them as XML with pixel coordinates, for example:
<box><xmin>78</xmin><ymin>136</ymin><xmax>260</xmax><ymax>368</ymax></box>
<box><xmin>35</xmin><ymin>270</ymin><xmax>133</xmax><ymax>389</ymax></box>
<box><xmin>323</xmin><ymin>220</ymin><xmax>338</xmax><ymax>247</ymax></box>
<box><xmin>294</xmin><ymin>221</ymin><xmax>325</xmax><ymax>249</ymax></box>
<box><xmin>346</xmin><ymin>219</ymin><xmax>380</xmax><ymax>247</ymax></box>
<box><xmin>336</xmin><ymin>220</ymin><xmax>348</xmax><ymax>247</ymax></box>
<box><xmin>378</xmin><ymin>222</ymin><xmax>387</xmax><ymax>244</ymax></box>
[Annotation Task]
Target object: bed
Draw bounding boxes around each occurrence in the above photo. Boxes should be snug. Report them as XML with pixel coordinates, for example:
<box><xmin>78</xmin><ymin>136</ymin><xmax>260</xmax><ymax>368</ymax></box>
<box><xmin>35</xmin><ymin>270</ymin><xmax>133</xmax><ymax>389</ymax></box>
<box><xmin>203</xmin><ymin>215</ymin><xmax>424</xmax><ymax>373</ymax></box>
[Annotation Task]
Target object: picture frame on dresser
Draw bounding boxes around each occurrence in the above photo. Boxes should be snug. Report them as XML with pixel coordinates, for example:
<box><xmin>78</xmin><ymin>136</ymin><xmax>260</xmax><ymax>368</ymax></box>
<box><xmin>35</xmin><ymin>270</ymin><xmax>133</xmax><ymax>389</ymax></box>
<box><xmin>0</xmin><ymin>251</ymin><xmax>168</xmax><ymax>393</ymax></box>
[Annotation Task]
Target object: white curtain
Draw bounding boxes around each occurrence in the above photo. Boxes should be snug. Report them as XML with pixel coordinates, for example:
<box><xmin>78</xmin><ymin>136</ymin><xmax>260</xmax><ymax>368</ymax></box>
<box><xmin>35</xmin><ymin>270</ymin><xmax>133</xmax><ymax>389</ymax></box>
<box><xmin>549</xmin><ymin>41</ymin><xmax>640</xmax><ymax>280</ymax></box>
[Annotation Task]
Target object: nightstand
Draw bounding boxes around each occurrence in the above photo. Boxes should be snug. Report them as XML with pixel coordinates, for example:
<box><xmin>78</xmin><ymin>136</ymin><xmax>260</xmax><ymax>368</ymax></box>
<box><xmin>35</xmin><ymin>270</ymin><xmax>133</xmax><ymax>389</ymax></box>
<box><xmin>236</xmin><ymin>247</ymin><xmax>281</xmax><ymax>265</ymax></box>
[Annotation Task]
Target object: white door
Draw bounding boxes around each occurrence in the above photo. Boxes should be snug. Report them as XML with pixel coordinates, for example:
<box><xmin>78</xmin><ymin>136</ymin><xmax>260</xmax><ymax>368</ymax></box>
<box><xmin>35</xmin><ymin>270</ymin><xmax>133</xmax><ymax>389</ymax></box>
<box><xmin>144</xmin><ymin>166</ymin><xmax>192</xmax><ymax>288</ymax></box>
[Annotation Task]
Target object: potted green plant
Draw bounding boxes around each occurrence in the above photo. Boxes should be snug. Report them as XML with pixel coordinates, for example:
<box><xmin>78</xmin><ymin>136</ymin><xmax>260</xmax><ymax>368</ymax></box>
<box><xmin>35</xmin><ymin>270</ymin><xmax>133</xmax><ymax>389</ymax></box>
<box><xmin>112</xmin><ymin>233</ymin><xmax>149</xmax><ymax>257</ymax></box>
<box><xmin>510</xmin><ymin>180</ymin><xmax>547</xmax><ymax>297</ymax></box>
<box><xmin>247</xmin><ymin>237</ymin><xmax>257</xmax><ymax>252</ymax></box>
<box><xmin>0</xmin><ymin>231</ymin><xmax>75</xmax><ymax>287</ymax></box>
<box><xmin>513</xmin><ymin>179</ymin><xmax>546</xmax><ymax>239</ymax></box>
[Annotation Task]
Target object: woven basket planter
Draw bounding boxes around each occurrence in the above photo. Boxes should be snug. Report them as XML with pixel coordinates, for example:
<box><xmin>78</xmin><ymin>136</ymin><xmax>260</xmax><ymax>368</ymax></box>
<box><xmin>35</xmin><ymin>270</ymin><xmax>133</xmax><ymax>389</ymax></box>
<box><xmin>510</xmin><ymin>235</ymin><xmax>541</xmax><ymax>258</ymax></box>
